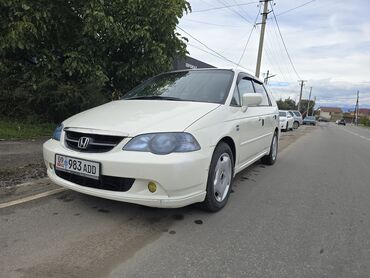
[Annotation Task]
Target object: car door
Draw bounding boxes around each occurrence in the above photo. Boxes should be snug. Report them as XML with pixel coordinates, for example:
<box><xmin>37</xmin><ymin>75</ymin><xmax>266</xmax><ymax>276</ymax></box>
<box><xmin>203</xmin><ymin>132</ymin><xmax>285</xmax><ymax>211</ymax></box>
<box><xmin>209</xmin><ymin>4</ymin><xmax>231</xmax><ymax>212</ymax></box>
<box><xmin>252</xmin><ymin>81</ymin><xmax>276</xmax><ymax>150</ymax></box>
<box><xmin>229</xmin><ymin>75</ymin><xmax>268</xmax><ymax>168</ymax></box>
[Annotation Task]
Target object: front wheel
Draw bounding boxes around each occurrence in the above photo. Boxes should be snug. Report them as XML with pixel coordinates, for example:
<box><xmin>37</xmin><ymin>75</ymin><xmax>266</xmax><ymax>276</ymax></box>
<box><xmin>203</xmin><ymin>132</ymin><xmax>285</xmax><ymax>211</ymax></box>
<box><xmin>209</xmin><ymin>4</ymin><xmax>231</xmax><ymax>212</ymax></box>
<box><xmin>261</xmin><ymin>132</ymin><xmax>278</xmax><ymax>165</ymax></box>
<box><xmin>200</xmin><ymin>142</ymin><xmax>234</xmax><ymax>212</ymax></box>
<box><xmin>293</xmin><ymin>121</ymin><xmax>299</xmax><ymax>129</ymax></box>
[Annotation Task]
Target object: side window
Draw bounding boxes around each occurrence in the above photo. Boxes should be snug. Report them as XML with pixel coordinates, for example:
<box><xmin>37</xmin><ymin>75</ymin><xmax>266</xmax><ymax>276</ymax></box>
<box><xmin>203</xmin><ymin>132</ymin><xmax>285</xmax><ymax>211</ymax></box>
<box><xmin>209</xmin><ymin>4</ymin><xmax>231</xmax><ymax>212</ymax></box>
<box><xmin>253</xmin><ymin>81</ymin><xmax>271</xmax><ymax>106</ymax></box>
<box><xmin>230</xmin><ymin>86</ymin><xmax>241</xmax><ymax>106</ymax></box>
<box><xmin>238</xmin><ymin>79</ymin><xmax>255</xmax><ymax>96</ymax></box>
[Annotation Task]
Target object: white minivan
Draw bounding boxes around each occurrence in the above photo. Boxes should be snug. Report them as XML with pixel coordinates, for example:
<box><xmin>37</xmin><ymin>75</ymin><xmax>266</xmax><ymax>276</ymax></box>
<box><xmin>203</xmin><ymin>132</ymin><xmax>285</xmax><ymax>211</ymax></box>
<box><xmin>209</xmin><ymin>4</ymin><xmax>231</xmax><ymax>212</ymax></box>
<box><xmin>43</xmin><ymin>69</ymin><xmax>279</xmax><ymax>211</ymax></box>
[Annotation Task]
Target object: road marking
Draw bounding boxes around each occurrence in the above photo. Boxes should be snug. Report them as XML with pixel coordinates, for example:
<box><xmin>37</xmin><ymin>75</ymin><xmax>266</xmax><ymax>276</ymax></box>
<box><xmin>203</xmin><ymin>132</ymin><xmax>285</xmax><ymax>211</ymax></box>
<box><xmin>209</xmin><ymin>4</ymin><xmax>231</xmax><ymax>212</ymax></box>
<box><xmin>337</xmin><ymin>126</ymin><xmax>370</xmax><ymax>142</ymax></box>
<box><xmin>0</xmin><ymin>188</ymin><xmax>67</xmax><ymax>209</ymax></box>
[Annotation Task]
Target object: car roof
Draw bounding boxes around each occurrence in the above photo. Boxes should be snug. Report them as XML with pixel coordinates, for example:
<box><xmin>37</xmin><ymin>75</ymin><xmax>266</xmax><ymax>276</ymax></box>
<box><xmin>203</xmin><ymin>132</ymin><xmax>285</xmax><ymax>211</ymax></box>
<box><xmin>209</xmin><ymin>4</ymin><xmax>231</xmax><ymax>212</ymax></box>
<box><xmin>166</xmin><ymin>68</ymin><xmax>264</xmax><ymax>83</ymax></box>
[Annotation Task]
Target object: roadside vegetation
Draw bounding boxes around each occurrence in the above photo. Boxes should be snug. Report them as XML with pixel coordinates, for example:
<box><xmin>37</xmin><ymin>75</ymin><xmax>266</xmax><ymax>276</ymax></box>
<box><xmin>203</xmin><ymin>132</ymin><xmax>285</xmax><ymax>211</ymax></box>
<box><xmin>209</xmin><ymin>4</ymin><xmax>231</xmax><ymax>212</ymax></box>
<box><xmin>0</xmin><ymin>0</ymin><xmax>190</xmax><ymax>139</ymax></box>
<box><xmin>276</xmin><ymin>98</ymin><xmax>316</xmax><ymax>116</ymax></box>
<box><xmin>0</xmin><ymin>118</ymin><xmax>55</xmax><ymax>140</ymax></box>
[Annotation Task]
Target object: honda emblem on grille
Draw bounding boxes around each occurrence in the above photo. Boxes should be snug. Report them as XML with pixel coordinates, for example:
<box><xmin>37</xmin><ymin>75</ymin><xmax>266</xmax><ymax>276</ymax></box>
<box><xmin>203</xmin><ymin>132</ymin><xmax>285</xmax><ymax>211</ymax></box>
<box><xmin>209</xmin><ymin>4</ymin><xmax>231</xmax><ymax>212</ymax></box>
<box><xmin>78</xmin><ymin>137</ymin><xmax>90</xmax><ymax>149</ymax></box>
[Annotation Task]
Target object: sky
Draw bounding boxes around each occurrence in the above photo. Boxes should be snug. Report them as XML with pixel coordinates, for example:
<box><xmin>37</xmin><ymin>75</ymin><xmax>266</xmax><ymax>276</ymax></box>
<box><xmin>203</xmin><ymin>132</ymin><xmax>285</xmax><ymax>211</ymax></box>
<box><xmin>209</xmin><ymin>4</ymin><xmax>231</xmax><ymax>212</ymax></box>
<box><xmin>177</xmin><ymin>0</ymin><xmax>370</xmax><ymax>109</ymax></box>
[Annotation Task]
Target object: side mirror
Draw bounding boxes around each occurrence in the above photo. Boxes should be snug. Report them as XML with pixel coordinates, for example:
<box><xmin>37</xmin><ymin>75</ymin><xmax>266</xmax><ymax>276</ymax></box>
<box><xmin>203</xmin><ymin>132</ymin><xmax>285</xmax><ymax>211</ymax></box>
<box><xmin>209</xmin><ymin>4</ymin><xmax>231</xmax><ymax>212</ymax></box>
<box><xmin>242</xmin><ymin>93</ymin><xmax>263</xmax><ymax>109</ymax></box>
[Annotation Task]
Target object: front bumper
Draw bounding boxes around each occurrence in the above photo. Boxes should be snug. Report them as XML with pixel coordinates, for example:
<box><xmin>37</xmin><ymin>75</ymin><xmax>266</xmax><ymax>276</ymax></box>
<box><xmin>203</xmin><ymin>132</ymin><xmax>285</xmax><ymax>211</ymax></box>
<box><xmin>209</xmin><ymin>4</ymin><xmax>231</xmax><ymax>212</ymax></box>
<box><xmin>43</xmin><ymin>139</ymin><xmax>209</xmax><ymax>208</ymax></box>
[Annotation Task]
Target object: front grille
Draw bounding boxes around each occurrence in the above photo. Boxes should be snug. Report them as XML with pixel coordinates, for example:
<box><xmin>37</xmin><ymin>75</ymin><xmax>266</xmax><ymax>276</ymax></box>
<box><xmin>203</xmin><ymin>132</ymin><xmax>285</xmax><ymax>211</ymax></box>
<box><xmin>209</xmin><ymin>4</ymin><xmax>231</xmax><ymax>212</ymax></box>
<box><xmin>55</xmin><ymin>170</ymin><xmax>135</xmax><ymax>192</ymax></box>
<box><xmin>65</xmin><ymin>130</ymin><xmax>124</xmax><ymax>153</ymax></box>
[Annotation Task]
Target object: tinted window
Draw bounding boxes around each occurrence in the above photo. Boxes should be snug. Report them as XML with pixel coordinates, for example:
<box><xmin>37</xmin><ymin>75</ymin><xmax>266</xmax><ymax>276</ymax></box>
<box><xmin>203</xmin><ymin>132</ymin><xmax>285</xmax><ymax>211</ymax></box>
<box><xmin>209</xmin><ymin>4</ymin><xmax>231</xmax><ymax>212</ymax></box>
<box><xmin>289</xmin><ymin>111</ymin><xmax>294</xmax><ymax>116</ymax></box>
<box><xmin>237</xmin><ymin>78</ymin><xmax>255</xmax><ymax>96</ymax></box>
<box><xmin>253</xmin><ymin>81</ymin><xmax>270</xmax><ymax>106</ymax></box>
<box><xmin>293</xmin><ymin>112</ymin><xmax>301</xmax><ymax>116</ymax></box>
<box><xmin>279</xmin><ymin>111</ymin><xmax>286</xmax><ymax>117</ymax></box>
<box><xmin>122</xmin><ymin>70</ymin><xmax>234</xmax><ymax>104</ymax></box>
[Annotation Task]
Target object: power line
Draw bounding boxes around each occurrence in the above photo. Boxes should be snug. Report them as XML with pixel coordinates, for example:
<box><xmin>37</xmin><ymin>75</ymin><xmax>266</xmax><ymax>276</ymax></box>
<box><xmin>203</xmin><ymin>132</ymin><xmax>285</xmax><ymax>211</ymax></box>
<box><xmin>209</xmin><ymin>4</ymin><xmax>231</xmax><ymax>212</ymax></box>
<box><xmin>270</xmin><ymin>2</ymin><xmax>302</xmax><ymax>80</ymax></box>
<box><xmin>236</xmin><ymin>6</ymin><xmax>261</xmax><ymax>67</ymax></box>
<box><xmin>216</xmin><ymin>0</ymin><xmax>254</xmax><ymax>24</ymax></box>
<box><xmin>265</xmin><ymin>22</ymin><xmax>297</xmax><ymax>82</ymax></box>
<box><xmin>177</xmin><ymin>26</ymin><xmax>251</xmax><ymax>71</ymax></box>
<box><xmin>187</xmin><ymin>43</ymin><xmax>253</xmax><ymax>71</ymax></box>
<box><xmin>276</xmin><ymin>0</ymin><xmax>316</xmax><ymax>17</ymax></box>
<box><xmin>182</xmin><ymin>18</ymin><xmax>244</xmax><ymax>28</ymax></box>
<box><xmin>192</xmin><ymin>1</ymin><xmax>259</xmax><ymax>13</ymax></box>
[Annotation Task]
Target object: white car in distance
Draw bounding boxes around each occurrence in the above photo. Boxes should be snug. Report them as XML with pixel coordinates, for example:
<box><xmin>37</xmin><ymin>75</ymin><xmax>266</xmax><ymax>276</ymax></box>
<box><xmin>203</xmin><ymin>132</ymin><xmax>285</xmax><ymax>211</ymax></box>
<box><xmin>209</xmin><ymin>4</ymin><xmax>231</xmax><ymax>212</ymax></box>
<box><xmin>279</xmin><ymin>110</ymin><xmax>294</xmax><ymax>131</ymax></box>
<box><xmin>43</xmin><ymin>69</ymin><xmax>279</xmax><ymax>212</ymax></box>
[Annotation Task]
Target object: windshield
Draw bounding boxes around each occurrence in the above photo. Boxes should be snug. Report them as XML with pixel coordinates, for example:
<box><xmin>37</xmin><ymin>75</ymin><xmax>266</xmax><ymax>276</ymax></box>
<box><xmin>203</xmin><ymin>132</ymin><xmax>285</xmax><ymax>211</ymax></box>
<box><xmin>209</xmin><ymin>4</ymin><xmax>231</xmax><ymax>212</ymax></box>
<box><xmin>279</xmin><ymin>112</ymin><xmax>286</xmax><ymax>117</ymax></box>
<box><xmin>293</xmin><ymin>111</ymin><xmax>301</xmax><ymax>116</ymax></box>
<box><xmin>121</xmin><ymin>70</ymin><xmax>234</xmax><ymax>104</ymax></box>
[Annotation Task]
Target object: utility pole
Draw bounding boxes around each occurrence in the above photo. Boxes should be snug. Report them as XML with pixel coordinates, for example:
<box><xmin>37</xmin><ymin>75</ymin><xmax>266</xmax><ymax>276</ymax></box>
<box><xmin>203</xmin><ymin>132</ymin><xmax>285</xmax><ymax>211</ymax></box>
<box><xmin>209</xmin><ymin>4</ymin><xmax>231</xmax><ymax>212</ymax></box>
<box><xmin>306</xmin><ymin>86</ymin><xmax>312</xmax><ymax>117</ymax></box>
<box><xmin>297</xmin><ymin>80</ymin><xmax>307</xmax><ymax>112</ymax></box>
<box><xmin>312</xmin><ymin>96</ymin><xmax>316</xmax><ymax>116</ymax></box>
<box><xmin>264</xmin><ymin>70</ymin><xmax>276</xmax><ymax>85</ymax></box>
<box><xmin>355</xmin><ymin>90</ymin><xmax>359</xmax><ymax>126</ymax></box>
<box><xmin>255</xmin><ymin>0</ymin><xmax>271</xmax><ymax>78</ymax></box>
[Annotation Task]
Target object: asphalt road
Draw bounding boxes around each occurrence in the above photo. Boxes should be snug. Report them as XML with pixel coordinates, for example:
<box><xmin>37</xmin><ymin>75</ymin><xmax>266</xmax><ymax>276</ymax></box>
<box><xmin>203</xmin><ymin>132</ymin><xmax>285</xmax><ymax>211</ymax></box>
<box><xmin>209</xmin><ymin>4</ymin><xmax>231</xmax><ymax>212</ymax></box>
<box><xmin>1</xmin><ymin>124</ymin><xmax>370</xmax><ymax>278</ymax></box>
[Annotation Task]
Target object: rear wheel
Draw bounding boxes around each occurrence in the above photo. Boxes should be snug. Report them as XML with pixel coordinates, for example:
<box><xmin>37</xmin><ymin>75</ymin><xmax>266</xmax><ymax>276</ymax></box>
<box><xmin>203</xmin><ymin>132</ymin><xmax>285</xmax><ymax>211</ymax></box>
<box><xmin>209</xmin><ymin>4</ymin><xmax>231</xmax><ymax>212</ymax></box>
<box><xmin>200</xmin><ymin>142</ymin><xmax>234</xmax><ymax>212</ymax></box>
<box><xmin>262</xmin><ymin>132</ymin><xmax>278</xmax><ymax>165</ymax></box>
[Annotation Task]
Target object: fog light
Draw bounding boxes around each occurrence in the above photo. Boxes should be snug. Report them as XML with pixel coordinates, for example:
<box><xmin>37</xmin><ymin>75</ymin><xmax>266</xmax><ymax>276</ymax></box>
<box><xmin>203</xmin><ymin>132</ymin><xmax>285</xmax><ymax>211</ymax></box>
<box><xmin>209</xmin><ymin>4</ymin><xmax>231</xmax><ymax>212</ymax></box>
<box><xmin>148</xmin><ymin>182</ymin><xmax>157</xmax><ymax>193</ymax></box>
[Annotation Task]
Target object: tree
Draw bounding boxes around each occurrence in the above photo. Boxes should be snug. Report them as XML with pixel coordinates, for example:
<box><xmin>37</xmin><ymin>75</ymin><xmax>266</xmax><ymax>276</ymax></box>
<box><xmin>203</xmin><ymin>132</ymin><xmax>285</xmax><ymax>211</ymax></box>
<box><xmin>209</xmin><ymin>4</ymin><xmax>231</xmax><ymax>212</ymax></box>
<box><xmin>276</xmin><ymin>98</ymin><xmax>297</xmax><ymax>110</ymax></box>
<box><xmin>299</xmin><ymin>99</ymin><xmax>316</xmax><ymax>116</ymax></box>
<box><xmin>0</xmin><ymin>0</ymin><xmax>190</xmax><ymax>122</ymax></box>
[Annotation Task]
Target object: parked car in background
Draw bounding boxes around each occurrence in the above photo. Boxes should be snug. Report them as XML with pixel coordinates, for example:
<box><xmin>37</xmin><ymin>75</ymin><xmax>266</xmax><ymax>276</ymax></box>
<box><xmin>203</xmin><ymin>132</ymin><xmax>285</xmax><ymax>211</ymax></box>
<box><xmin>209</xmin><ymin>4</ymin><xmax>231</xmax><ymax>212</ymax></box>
<box><xmin>279</xmin><ymin>110</ymin><xmax>294</xmax><ymax>131</ymax></box>
<box><xmin>43</xmin><ymin>68</ymin><xmax>280</xmax><ymax>212</ymax></box>
<box><xmin>303</xmin><ymin>116</ymin><xmax>316</xmax><ymax>125</ymax></box>
<box><xmin>336</xmin><ymin>119</ymin><xmax>346</xmax><ymax>125</ymax></box>
<box><xmin>289</xmin><ymin>110</ymin><xmax>303</xmax><ymax>129</ymax></box>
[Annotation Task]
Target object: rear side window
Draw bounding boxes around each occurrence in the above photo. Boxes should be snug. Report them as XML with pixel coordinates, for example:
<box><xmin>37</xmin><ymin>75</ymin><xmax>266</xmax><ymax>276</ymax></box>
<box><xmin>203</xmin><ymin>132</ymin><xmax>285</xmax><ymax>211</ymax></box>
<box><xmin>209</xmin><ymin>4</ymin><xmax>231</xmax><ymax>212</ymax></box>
<box><xmin>253</xmin><ymin>81</ymin><xmax>271</xmax><ymax>106</ymax></box>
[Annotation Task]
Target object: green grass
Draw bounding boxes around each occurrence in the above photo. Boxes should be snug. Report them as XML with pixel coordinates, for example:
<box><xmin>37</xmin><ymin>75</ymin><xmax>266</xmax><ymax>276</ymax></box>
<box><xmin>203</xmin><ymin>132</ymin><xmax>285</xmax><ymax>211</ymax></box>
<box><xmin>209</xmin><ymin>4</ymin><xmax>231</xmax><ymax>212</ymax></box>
<box><xmin>0</xmin><ymin>118</ymin><xmax>55</xmax><ymax>140</ymax></box>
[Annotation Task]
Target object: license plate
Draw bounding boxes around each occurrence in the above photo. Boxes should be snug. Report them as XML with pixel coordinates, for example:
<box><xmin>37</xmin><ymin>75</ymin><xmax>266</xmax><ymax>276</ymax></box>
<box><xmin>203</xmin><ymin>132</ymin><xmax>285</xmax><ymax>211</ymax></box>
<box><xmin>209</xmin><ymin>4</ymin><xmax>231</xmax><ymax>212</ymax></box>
<box><xmin>55</xmin><ymin>154</ymin><xmax>100</xmax><ymax>180</ymax></box>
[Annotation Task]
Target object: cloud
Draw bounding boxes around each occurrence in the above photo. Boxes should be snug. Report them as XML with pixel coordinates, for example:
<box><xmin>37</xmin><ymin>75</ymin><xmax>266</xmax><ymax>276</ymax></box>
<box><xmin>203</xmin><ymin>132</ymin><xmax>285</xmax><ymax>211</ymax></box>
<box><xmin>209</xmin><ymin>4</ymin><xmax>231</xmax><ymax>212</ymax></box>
<box><xmin>178</xmin><ymin>0</ymin><xmax>370</xmax><ymax>108</ymax></box>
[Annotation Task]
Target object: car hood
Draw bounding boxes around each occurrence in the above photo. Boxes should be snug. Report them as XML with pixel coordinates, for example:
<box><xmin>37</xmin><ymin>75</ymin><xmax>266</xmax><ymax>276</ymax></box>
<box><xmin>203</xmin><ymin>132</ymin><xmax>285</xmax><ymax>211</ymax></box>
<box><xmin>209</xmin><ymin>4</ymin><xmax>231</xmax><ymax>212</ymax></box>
<box><xmin>63</xmin><ymin>100</ymin><xmax>220</xmax><ymax>137</ymax></box>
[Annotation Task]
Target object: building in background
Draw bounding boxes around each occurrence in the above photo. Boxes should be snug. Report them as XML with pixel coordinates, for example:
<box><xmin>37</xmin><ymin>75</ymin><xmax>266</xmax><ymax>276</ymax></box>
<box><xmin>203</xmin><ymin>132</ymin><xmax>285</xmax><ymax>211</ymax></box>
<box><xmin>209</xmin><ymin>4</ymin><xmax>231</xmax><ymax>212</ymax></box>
<box><xmin>317</xmin><ymin>107</ymin><xmax>343</xmax><ymax>122</ymax></box>
<box><xmin>358</xmin><ymin>108</ymin><xmax>370</xmax><ymax>119</ymax></box>
<box><xmin>172</xmin><ymin>56</ymin><xmax>215</xmax><ymax>70</ymax></box>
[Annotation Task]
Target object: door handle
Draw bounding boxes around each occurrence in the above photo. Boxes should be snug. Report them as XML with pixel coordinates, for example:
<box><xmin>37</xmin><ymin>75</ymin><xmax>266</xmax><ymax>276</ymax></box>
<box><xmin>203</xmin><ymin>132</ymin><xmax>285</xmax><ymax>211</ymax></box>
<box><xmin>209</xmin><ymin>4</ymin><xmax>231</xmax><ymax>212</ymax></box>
<box><xmin>259</xmin><ymin>117</ymin><xmax>265</xmax><ymax>126</ymax></box>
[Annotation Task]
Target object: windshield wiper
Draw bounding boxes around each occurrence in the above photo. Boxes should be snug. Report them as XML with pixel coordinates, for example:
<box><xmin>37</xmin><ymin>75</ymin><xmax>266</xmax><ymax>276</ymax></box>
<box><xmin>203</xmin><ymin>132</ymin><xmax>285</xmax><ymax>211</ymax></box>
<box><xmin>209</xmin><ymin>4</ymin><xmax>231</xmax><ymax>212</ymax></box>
<box><xmin>125</xmin><ymin>96</ymin><xmax>184</xmax><ymax>101</ymax></box>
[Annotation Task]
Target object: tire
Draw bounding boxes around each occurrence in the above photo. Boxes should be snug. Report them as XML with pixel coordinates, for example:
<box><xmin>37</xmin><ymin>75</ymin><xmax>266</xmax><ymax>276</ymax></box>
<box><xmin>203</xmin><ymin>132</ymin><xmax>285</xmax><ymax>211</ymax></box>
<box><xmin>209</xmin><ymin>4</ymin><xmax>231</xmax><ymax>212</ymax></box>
<box><xmin>200</xmin><ymin>142</ymin><xmax>234</xmax><ymax>212</ymax></box>
<box><xmin>261</xmin><ymin>132</ymin><xmax>278</xmax><ymax>165</ymax></box>
<box><xmin>293</xmin><ymin>121</ymin><xmax>299</xmax><ymax>129</ymax></box>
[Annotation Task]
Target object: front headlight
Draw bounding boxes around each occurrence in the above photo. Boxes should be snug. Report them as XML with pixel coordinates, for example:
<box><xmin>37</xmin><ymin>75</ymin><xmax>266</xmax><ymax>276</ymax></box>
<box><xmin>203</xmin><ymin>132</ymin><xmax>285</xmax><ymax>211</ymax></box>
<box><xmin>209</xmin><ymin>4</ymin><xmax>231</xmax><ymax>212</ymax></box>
<box><xmin>123</xmin><ymin>132</ymin><xmax>201</xmax><ymax>155</ymax></box>
<box><xmin>52</xmin><ymin>124</ymin><xmax>63</xmax><ymax>141</ymax></box>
